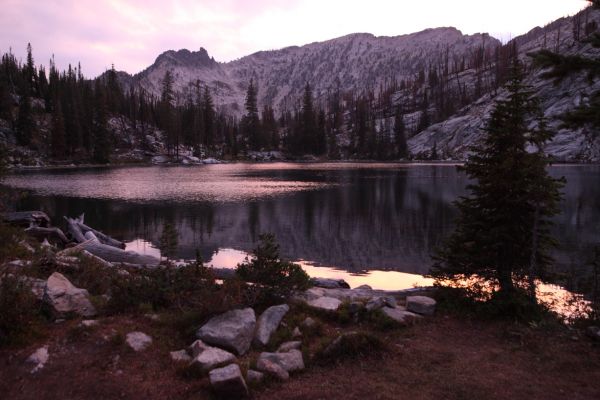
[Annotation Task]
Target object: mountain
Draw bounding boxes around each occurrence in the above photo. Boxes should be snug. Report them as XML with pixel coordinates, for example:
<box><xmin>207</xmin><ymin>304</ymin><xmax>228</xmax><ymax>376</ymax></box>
<box><xmin>125</xmin><ymin>28</ymin><xmax>500</xmax><ymax>115</ymax></box>
<box><xmin>408</xmin><ymin>9</ymin><xmax>600</xmax><ymax>162</ymax></box>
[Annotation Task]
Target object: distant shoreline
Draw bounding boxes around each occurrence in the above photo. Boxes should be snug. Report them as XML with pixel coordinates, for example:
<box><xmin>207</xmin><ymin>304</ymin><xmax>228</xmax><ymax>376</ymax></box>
<box><xmin>7</xmin><ymin>159</ymin><xmax>599</xmax><ymax>173</ymax></box>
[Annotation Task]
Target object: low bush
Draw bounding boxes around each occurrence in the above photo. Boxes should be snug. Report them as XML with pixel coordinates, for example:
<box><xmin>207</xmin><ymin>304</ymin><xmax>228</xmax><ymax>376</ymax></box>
<box><xmin>0</xmin><ymin>272</ymin><xmax>44</xmax><ymax>347</ymax></box>
<box><xmin>236</xmin><ymin>233</ymin><xmax>311</xmax><ymax>301</ymax></box>
<box><xmin>435</xmin><ymin>286</ymin><xmax>556</xmax><ymax>323</ymax></box>
<box><xmin>314</xmin><ymin>331</ymin><xmax>385</xmax><ymax>365</ymax></box>
<box><xmin>0</xmin><ymin>222</ymin><xmax>29</xmax><ymax>264</ymax></box>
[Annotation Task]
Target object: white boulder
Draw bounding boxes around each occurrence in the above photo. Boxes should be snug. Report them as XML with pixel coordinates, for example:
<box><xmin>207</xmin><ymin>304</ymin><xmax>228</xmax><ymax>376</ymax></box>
<box><xmin>196</xmin><ymin>308</ymin><xmax>256</xmax><ymax>355</ymax></box>
<box><xmin>43</xmin><ymin>272</ymin><xmax>96</xmax><ymax>317</ymax></box>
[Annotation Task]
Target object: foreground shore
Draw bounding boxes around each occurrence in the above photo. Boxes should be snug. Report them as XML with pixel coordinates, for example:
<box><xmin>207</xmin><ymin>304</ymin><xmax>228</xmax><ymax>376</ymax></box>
<box><xmin>1</xmin><ymin>308</ymin><xmax>599</xmax><ymax>400</ymax></box>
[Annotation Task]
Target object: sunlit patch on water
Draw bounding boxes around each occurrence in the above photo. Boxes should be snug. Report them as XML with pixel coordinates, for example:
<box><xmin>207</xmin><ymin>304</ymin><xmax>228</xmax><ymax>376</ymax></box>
<box><xmin>123</xmin><ymin>239</ymin><xmax>592</xmax><ymax>319</ymax></box>
<box><xmin>3</xmin><ymin>165</ymin><xmax>332</xmax><ymax>202</ymax></box>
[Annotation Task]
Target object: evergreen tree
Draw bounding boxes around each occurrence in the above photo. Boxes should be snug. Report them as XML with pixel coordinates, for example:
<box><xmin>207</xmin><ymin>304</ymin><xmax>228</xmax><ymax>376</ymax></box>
<box><xmin>50</xmin><ymin>99</ymin><xmax>66</xmax><ymax>158</ymax></box>
<box><xmin>431</xmin><ymin>60</ymin><xmax>564</xmax><ymax>299</ymax></box>
<box><xmin>159</xmin><ymin>71</ymin><xmax>175</xmax><ymax>155</ymax></box>
<box><xmin>92</xmin><ymin>82</ymin><xmax>111</xmax><ymax>164</ymax></box>
<box><xmin>16</xmin><ymin>93</ymin><xmax>33</xmax><ymax>146</ymax></box>
<box><xmin>261</xmin><ymin>104</ymin><xmax>278</xmax><ymax>149</ymax></box>
<box><xmin>242</xmin><ymin>79</ymin><xmax>260</xmax><ymax>150</ymax></box>
<box><xmin>430</xmin><ymin>141</ymin><xmax>438</xmax><ymax>160</ymax></box>
<box><xmin>300</xmin><ymin>82</ymin><xmax>317</xmax><ymax>154</ymax></box>
<box><xmin>24</xmin><ymin>43</ymin><xmax>36</xmax><ymax>96</ymax></box>
<box><xmin>202</xmin><ymin>86</ymin><xmax>215</xmax><ymax>148</ymax></box>
<box><xmin>159</xmin><ymin>222</ymin><xmax>179</xmax><ymax>260</ymax></box>
<box><xmin>394</xmin><ymin>106</ymin><xmax>408</xmax><ymax>158</ymax></box>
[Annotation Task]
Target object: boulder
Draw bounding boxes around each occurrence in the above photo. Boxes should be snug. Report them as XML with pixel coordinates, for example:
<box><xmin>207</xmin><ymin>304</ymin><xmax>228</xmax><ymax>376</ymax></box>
<box><xmin>209</xmin><ymin>364</ymin><xmax>248</xmax><ymax>399</ymax></box>
<box><xmin>257</xmin><ymin>349</ymin><xmax>304</xmax><ymax>372</ymax></box>
<box><xmin>80</xmin><ymin>320</ymin><xmax>99</xmax><ymax>328</ymax></box>
<box><xmin>277</xmin><ymin>341</ymin><xmax>301</xmax><ymax>353</ymax></box>
<box><xmin>366</xmin><ymin>297</ymin><xmax>385</xmax><ymax>311</ymax></box>
<box><xmin>126</xmin><ymin>331</ymin><xmax>152</xmax><ymax>352</ymax></box>
<box><xmin>190</xmin><ymin>346</ymin><xmax>237</xmax><ymax>372</ymax></box>
<box><xmin>170</xmin><ymin>349</ymin><xmax>192</xmax><ymax>363</ymax></box>
<box><xmin>196</xmin><ymin>308</ymin><xmax>256</xmax><ymax>355</ymax></box>
<box><xmin>254</xmin><ymin>304</ymin><xmax>289</xmax><ymax>347</ymax></box>
<box><xmin>354</xmin><ymin>284</ymin><xmax>373</xmax><ymax>290</ymax></box>
<box><xmin>43</xmin><ymin>272</ymin><xmax>96</xmax><ymax>318</ymax></box>
<box><xmin>26</xmin><ymin>345</ymin><xmax>49</xmax><ymax>373</ymax></box>
<box><xmin>188</xmin><ymin>339</ymin><xmax>210</xmax><ymax>357</ymax></box>
<box><xmin>246</xmin><ymin>369</ymin><xmax>264</xmax><ymax>385</ymax></box>
<box><xmin>381</xmin><ymin>307</ymin><xmax>422</xmax><ymax>325</ymax></box>
<box><xmin>383</xmin><ymin>296</ymin><xmax>398</xmax><ymax>308</ymax></box>
<box><xmin>406</xmin><ymin>296</ymin><xmax>437</xmax><ymax>315</ymax></box>
<box><xmin>255</xmin><ymin>358</ymin><xmax>289</xmax><ymax>381</ymax></box>
<box><xmin>307</xmin><ymin>296</ymin><xmax>342</xmax><ymax>311</ymax></box>
<box><xmin>311</xmin><ymin>278</ymin><xmax>350</xmax><ymax>289</ymax></box>
<box><xmin>302</xmin><ymin>317</ymin><xmax>316</xmax><ymax>328</ymax></box>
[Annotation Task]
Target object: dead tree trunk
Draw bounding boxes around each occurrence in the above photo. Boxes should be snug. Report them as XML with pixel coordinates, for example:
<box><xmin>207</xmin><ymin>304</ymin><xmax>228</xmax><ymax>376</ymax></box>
<box><xmin>64</xmin><ymin>215</ymin><xmax>160</xmax><ymax>267</ymax></box>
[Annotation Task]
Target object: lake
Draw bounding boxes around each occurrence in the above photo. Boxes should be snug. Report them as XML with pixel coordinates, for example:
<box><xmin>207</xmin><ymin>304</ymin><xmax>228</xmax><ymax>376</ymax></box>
<box><xmin>3</xmin><ymin>163</ymin><xmax>599</xmax><ymax>293</ymax></box>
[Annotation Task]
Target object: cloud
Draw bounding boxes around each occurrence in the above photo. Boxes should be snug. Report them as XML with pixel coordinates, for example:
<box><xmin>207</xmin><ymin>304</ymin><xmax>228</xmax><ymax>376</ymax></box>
<box><xmin>0</xmin><ymin>0</ymin><xmax>588</xmax><ymax>77</ymax></box>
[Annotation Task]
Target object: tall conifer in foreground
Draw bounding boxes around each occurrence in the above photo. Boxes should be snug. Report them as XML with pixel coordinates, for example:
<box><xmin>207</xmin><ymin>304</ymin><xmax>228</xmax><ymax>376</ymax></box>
<box><xmin>431</xmin><ymin>59</ymin><xmax>564</xmax><ymax>299</ymax></box>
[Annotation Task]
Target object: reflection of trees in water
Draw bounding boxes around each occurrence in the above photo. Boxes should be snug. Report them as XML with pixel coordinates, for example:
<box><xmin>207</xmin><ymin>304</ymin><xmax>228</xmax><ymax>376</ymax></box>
<box><xmin>15</xmin><ymin>166</ymin><xmax>599</xmax><ymax>276</ymax></box>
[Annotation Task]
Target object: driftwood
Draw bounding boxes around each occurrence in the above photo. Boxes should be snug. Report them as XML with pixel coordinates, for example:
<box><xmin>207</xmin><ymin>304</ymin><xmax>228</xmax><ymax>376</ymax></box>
<box><xmin>24</xmin><ymin>226</ymin><xmax>69</xmax><ymax>244</ymax></box>
<box><xmin>76</xmin><ymin>214</ymin><xmax>125</xmax><ymax>249</ymax></box>
<box><xmin>2</xmin><ymin>211</ymin><xmax>51</xmax><ymax>228</ymax></box>
<box><xmin>64</xmin><ymin>215</ymin><xmax>160</xmax><ymax>267</ymax></box>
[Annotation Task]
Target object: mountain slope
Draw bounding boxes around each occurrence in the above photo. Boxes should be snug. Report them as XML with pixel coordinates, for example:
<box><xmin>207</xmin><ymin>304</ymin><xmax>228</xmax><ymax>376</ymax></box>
<box><xmin>408</xmin><ymin>8</ymin><xmax>600</xmax><ymax>162</ymax></box>
<box><xmin>129</xmin><ymin>28</ymin><xmax>499</xmax><ymax>114</ymax></box>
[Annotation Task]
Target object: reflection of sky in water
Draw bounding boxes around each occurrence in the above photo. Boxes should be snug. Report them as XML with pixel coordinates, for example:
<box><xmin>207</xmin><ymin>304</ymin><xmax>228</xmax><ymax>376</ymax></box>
<box><xmin>127</xmin><ymin>239</ymin><xmax>434</xmax><ymax>290</ymax></box>
<box><xmin>4</xmin><ymin>164</ymin><xmax>332</xmax><ymax>202</ymax></box>
<box><xmin>126</xmin><ymin>239</ymin><xmax>589</xmax><ymax>318</ymax></box>
<box><xmin>8</xmin><ymin>163</ymin><xmax>600</xmax><ymax>316</ymax></box>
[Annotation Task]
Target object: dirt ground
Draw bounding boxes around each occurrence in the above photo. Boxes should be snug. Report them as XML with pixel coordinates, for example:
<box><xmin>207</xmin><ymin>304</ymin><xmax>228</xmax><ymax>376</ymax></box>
<box><xmin>1</xmin><ymin>313</ymin><xmax>599</xmax><ymax>400</ymax></box>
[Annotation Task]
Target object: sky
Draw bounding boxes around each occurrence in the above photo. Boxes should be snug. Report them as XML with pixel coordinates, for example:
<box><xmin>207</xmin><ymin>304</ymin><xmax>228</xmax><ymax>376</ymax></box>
<box><xmin>0</xmin><ymin>0</ymin><xmax>590</xmax><ymax>77</ymax></box>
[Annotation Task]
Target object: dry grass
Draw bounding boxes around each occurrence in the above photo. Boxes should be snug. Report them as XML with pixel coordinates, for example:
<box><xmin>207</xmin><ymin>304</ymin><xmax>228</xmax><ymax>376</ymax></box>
<box><xmin>0</xmin><ymin>305</ymin><xmax>599</xmax><ymax>400</ymax></box>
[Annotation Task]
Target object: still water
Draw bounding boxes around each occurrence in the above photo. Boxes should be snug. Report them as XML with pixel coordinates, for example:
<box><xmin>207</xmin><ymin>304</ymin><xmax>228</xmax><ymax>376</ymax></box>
<box><xmin>4</xmin><ymin>163</ymin><xmax>600</xmax><ymax>293</ymax></box>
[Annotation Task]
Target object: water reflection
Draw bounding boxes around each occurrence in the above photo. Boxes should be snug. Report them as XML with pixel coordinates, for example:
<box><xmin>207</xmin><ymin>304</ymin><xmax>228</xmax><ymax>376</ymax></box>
<box><xmin>5</xmin><ymin>163</ymin><xmax>600</xmax><ymax>287</ymax></box>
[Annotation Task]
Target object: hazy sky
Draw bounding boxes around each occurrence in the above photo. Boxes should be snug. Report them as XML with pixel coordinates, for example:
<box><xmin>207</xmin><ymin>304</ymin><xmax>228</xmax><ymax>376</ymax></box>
<box><xmin>0</xmin><ymin>0</ymin><xmax>590</xmax><ymax>77</ymax></box>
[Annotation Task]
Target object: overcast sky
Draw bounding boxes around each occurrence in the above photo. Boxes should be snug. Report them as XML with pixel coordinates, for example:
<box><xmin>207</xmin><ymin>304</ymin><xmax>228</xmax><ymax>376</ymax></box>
<box><xmin>0</xmin><ymin>0</ymin><xmax>590</xmax><ymax>77</ymax></box>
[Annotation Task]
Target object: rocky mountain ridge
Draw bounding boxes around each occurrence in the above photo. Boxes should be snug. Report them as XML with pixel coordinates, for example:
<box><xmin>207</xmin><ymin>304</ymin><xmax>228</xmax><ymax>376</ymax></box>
<box><xmin>109</xmin><ymin>7</ymin><xmax>600</xmax><ymax>162</ymax></box>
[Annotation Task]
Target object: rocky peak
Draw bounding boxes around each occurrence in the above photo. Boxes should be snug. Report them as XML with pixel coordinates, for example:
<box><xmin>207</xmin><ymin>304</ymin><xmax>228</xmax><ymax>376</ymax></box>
<box><xmin>154</xmin><ymin>47</ymin><xmax>217</xmax><ymax>69</ymax></box>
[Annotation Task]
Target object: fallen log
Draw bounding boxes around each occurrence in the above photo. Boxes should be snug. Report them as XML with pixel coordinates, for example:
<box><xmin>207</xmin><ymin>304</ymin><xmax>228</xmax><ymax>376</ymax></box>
<box><xmin>2</xmin><ymin>211</ymin><xmax>51</xmax><ymax>228</ymax></box>
<box><xmin>64</xmin><ymin>215</ymin><xmax>160</xmax><ymax>267</ymax></box>
<box><xmin>24</xmin><ymin>226</ymin><xmax>69</xmax><ymax>245</ymax></box>
<box><xmin>76</xmin><ymin>213</ymin><xmax>125</xmax><ymax>249</ymax></box>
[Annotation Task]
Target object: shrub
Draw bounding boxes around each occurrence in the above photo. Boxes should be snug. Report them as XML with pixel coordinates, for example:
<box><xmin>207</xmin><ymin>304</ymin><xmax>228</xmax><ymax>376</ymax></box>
<box><xmin>0</xmin><ymin>222</ymin><xmax>28</xmax><ymax>264</ymax></box>
<box><xmin>314</xmin><ymin>331</ymin><xmax>385</xmax><ymax>365</ymax></box>
<box><xmin>236</xmin><ymin>233</ymin><xmax>311</xmax><ymax>301</ymax></box>
<box><xmin>0</xmin><ymin>272</ymin><xmax>44</xmax><ymax>347</ymax></box>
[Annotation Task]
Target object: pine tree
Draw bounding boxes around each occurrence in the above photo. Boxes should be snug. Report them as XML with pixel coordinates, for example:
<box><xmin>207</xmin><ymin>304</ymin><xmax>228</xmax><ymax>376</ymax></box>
<box><xmin>16</xmin><ymin>93</ymin><xmax>34</xmax><ymax>146</ymax></box>
<box><xmin>159</xmin><ymin>71</ymin><xmax>175</xmax><ymax>155</ymax></box>
<box><xmin>394</xmin><ymin>106</ymin><xmax>408</xmax><ymax>158</ymax></box>
<box><xmin>24</xmin><ymin>43</ymin><xmax>36</xmax><ymax>96</ymax></box>
<box><xmin>431</xmin><ymin>60</ymin><xmax>564</xmax><ymax>299</ymax></box>
<box><xmin>159</xmin><ymin>222</ymin><xmax>179</xmax><ymax>260</ymax></box>
<box><xmin>300</xmin><ymin>83</ymin><xmax>317</xmax><ymax>154</ymax></box>
<box><xmin>242</xmin><ymin>79</ymin><xmax>260</xmax><ymax>150</ymax></box>
<box><xmin>50</xmin><ymin>99</ymin><xmax>66</xmax><ymax>158</ymax></box>
<box><xmin>202</xmin><ymin>86</ymin><xmax>215</xmax><ymax>148</ymax></box>
<box><xmin>92</xmin><ymin>82</ymin><xmax>111</xmax><ymax>164</ymax></box>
